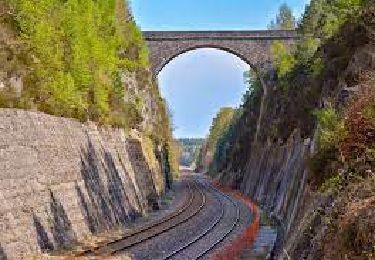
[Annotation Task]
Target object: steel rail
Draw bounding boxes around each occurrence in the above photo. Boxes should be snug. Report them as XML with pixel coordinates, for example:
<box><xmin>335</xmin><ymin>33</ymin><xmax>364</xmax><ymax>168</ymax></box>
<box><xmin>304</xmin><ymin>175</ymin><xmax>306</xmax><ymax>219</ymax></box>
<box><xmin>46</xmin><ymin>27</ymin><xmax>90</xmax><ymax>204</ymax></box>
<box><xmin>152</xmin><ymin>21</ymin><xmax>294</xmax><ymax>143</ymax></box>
<box><xmin>161</xmin><ymin>180</ymin><xmax>241</xmax><ymax>260</ymax></box>
<box><xmin>77</xmin><ymin>180</ymin><xmax>195</xmax><ymax>256</ymax></box>
<box><xmin>195</xmin><ymin>186</ymin><xmax>241</xmax><ymax>259</ymax></box>
<box><xmin>89</xmin><ymin>180</ymin><xmax>207</xmax><ymax>256</ymax></box>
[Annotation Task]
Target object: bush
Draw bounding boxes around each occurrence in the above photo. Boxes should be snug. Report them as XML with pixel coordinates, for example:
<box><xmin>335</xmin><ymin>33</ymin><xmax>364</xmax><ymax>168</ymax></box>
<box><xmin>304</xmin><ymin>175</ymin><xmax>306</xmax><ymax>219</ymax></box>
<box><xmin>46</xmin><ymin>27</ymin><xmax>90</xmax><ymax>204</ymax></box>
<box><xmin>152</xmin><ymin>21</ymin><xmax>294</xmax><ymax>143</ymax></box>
<box><xmin>314</xmin><ymin>107</ymin><xmax>346</xmax><ymax>151</ymax></box>
<box><xmin>311</xmin><ymin>86</ymin><xmax>375</xmax><ymax>189</ymax></box>
<box><xmin>340</xmin><ymin>87</ymin><xmax>375</xmax><ymax>167</ymax></box>
<box><xmin>309</xmin><ymin>107</ymin><xmax>346</xmax><ymax>188</ymax></box>
<box><xmin>271</xmin><ymin>41</ymin><xmax>297</xmax><ymax>77</ymax></box>
<box><xmin>273</xmin><ymin>0</ymin><xmax>367</xmax><ymax>81</ymax></box>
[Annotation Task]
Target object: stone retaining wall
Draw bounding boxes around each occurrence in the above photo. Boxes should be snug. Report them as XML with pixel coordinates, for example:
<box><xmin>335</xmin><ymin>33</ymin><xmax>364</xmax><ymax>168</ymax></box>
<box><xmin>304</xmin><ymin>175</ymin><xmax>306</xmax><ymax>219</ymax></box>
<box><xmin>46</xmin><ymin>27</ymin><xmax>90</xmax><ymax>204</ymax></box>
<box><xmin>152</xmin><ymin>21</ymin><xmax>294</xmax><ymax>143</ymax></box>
<box><xmin>0</xmin><ymin>109</ymin><xmax>161</xmax><ymax>259</ymax></box>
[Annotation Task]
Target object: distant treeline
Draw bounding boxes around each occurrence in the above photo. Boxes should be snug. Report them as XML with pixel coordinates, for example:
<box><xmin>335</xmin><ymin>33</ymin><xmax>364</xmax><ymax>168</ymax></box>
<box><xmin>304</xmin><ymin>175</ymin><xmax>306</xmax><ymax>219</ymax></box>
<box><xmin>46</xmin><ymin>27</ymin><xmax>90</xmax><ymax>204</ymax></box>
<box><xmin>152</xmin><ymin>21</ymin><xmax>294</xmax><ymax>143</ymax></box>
<box><xmin>178</xmin><ymin>138</ymin><xmax>205</xmax><ymax>167</ymax></box>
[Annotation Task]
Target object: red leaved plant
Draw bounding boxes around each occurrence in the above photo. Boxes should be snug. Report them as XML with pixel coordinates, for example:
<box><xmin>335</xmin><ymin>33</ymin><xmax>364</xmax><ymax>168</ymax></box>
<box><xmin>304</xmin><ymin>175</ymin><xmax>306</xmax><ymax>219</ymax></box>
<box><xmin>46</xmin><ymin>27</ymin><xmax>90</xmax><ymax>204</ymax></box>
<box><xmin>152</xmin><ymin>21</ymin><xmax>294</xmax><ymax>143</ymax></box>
<box><xmin>210</xmin><ymin>181</ymin><xmax>260</xmax><ymax>260</ymax></box>
<box><xmin>340</xmin><ymin>86</ymin><xmax>375</xmax><ymax>166</ymax></box>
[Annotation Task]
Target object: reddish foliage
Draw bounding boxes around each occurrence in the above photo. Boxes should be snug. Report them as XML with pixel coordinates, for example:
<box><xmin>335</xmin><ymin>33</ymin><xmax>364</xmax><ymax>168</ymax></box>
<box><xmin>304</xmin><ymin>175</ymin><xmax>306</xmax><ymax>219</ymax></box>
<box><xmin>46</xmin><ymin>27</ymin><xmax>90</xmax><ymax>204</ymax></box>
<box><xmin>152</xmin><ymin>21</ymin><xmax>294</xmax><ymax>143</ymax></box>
<box><xmin>210</xmin><ymin>181</ymin><xmax>260</xmax><ymax>260</ymax></box>
<box><xmin>340</xmin><ymin>87</ymin><xmax>375</xmax><ymax>162</ymax></box>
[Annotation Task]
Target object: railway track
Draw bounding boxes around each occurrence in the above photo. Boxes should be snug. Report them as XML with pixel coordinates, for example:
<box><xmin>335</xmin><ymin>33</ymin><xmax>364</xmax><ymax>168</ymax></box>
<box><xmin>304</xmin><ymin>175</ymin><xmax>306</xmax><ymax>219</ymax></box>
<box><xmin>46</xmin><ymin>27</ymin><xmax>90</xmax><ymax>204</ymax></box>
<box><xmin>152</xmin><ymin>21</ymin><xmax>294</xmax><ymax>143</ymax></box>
<box><xmin>195</xmin><ymin>183</ymin><xmax>241</xmax><ymax>259</ymax></box>
<box><xmin>82</xmin><ymin>179</ymin><xmax>207</xmax><ymax>257</ymax></box>
<box><xmin>161</xmin><ymin>180</ymin><xmax>241</xmax><ymax>260</ymax></box>
<box><xmin>81</xmin><ymin>177</ymin><xmax>245</xmax><ymax>260</ymax></box>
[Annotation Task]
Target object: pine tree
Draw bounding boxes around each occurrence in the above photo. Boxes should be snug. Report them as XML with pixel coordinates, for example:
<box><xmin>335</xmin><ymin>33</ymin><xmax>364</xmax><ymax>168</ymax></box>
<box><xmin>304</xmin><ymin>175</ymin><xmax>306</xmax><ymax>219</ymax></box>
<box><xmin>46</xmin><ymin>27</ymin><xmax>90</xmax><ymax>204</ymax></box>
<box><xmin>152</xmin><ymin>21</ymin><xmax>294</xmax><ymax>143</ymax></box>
<box><xmin>268</xmin><ymin>3</ymin><xmax>296</xmax><ymax>30</ymax></box>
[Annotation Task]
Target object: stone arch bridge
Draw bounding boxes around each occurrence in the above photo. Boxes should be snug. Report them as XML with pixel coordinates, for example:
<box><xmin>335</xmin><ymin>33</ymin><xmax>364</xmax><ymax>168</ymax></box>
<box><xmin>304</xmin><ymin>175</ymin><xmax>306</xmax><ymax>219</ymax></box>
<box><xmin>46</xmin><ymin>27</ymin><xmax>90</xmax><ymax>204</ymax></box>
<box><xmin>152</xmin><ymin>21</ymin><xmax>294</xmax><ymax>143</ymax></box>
<box><xmin>143</xmin><ymin>30</ymin><xmax>298</xmax><ymax>76</ymax></box>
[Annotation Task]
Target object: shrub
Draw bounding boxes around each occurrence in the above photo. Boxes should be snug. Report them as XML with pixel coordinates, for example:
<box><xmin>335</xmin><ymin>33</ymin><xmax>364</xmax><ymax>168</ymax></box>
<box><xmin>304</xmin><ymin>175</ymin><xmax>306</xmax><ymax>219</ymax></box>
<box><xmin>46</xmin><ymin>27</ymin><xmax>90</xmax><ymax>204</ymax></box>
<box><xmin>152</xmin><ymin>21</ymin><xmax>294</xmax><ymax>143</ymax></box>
<box><xmin>314</xmin><ymin>107</ymin><xmax>346</xmax><ymax>151</ymax></box>
<box><xmin>309</xmin><ymin>107</ymin><xmax>346</xmax><ymax>188</ymax></box>
<box><xmin>0</xmin><ymin>89</ymin><xmax>19</xmax><ymax>108</ymax></box>
<box><xmin>311</xmin><ymin>86</ymin><xmax>375</xmax><ymax>189</ymax></box>
<box><xmin>339</xmin><ymin>87</ymin><xmax>375</xmax><ymax>167</ymax></box>
<box><xmin>271</xmin><ymin>41</ymin><xmax>297</xmax><ymax>77</ymax></box>
<box><xmin>319</xmin><ymin>173</ymin><xmax>344</xmax><ymax>193</ymax></box>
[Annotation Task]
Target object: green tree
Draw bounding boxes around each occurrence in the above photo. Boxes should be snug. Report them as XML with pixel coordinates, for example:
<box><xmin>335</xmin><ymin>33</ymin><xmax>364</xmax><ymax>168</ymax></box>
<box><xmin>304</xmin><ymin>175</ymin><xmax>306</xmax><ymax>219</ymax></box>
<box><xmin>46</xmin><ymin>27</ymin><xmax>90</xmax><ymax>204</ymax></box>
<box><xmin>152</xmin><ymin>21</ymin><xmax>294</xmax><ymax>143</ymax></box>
<box><xmin>268</xmin><ymin>3</ymin><xmax>296</xmax><ymax>30</ymax></box>
<box><xmin>6</xmin><ymin>0</ymin><xmax>150</xmax><ymax>126</ymax></box>
<box><xmin>271</xmin><ymin>41</ymin><xmax>297</xmax><ymax>77</ymax></box>
<box><xmin>268</xmin><ymin>4</ymin><xmax>297</xmax><ymax>78</ymax></box>
<box><xmin>243</xmin><ymin>70</ymin><xmax>263</xmax><ymax>99</ymax></box>
<box><xmin>206</xmin><ymin>108</ymin><xmax>236</xmax><ymax>154</ymax></box>
<box><xmin>298</xmin><ymin>0</ymin><xmax>365</xmax><ymax>40</ymax></box>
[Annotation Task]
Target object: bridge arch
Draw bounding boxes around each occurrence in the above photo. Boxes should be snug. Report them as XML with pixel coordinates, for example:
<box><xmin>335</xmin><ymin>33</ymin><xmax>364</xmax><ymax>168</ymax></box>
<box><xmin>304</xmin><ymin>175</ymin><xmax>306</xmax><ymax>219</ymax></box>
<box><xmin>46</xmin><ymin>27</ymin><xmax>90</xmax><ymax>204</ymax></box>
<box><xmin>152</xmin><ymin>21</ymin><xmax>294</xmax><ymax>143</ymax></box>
<box><xmin>153</xmin><ymin>44</ymin><xmax>257</xmax><ymax>76</ymax></box>
<box><xmin>143</xmin><ymin>30</ymin><xmax>298</xmax><ymax>77</ymax></box>
<box><xmin>144</xmin><ymin>30</ymin><xmax>298</xmax><ymax>143</ymax></box>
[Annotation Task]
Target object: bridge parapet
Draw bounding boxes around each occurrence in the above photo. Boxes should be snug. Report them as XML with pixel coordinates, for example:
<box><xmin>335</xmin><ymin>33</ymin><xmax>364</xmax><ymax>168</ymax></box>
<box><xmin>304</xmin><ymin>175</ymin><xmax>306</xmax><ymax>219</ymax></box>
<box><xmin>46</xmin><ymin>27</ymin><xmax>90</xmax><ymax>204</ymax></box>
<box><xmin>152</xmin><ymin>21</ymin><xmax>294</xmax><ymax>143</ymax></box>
<box><xmin>143</xmin><ymin>30</ymin><xmax>298</xmax><ymax>41</ymax></box>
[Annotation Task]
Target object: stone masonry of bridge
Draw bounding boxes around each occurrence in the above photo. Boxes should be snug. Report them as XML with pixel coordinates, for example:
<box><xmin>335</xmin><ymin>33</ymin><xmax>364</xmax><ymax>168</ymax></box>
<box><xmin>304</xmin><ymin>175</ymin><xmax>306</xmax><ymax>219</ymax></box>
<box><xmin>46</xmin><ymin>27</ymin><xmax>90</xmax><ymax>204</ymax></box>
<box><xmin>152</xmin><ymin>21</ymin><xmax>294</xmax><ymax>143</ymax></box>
<box><xmin>143</xmin><ymin>30</ymin><xmax>298</xmax><ymax>76</ymax></box>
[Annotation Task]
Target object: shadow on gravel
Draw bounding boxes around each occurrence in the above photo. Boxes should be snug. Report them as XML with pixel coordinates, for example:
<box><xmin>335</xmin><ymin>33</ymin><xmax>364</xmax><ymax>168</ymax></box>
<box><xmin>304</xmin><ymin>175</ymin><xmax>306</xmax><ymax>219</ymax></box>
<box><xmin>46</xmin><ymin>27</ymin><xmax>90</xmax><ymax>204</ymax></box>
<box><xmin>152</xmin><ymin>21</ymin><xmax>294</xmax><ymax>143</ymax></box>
<box><xmin>0</xmin><ymin>243</ymin><xmax>8</xmax><ymax>260</ymax></box>
<box><xmin>77</xmin><ymin>137</ymin><xmax>141</xmax><ymax>234</ymax></box>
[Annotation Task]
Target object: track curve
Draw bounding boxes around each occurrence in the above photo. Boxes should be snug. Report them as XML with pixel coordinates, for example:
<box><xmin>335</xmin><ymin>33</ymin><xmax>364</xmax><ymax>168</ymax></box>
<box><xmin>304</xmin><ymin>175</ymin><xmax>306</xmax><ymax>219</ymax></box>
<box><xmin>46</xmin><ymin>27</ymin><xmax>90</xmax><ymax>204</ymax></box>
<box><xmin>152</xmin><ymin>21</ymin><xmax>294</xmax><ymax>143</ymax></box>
<box><xmin>86</xmin><ymin>180</ymin><xmax>207</xmax><ymax>257</ymax></box>
<box><xmin>80</xmin><ymin>175</ymin><xmax>253</xmax><ymax>260</ymax></box>
<box><xmin>162</xmin><ymin>180</ymin><xmax>241</xmax><ymax>260</ymax></box>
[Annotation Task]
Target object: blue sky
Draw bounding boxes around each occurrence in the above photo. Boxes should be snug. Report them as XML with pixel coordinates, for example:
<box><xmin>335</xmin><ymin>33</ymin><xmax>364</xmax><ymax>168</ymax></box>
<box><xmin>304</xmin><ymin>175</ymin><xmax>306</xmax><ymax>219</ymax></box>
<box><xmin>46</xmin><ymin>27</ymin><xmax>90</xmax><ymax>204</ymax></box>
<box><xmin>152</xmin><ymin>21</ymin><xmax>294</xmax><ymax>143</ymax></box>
<box><xmin>130</xmin><ymin>0</ymin><xmax>310</xmax><ymax>31</ymax></box>
<box><xmin>130</xmin><ymin>1</ymin><xmax>309</xmax><ymax>138</ymax></box>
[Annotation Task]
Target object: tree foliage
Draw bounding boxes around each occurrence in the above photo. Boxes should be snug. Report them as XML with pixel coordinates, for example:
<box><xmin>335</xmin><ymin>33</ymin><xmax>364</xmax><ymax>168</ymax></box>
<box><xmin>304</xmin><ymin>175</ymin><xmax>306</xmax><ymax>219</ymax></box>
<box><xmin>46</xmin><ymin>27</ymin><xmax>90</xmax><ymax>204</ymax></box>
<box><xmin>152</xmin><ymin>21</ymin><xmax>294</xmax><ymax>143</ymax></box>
<box><xmin>300</xmin><ymin>0</ymin><xmax>365</xmax><ymax>40</ymax></box>
<box><xmin>268</xmin><ymin>3</ymin><xmax>296</xmax><ymax>30</ymax></box>
<box><xmin>271</xmin><ymin>41</ymin><xmax>297</xmax><ymax>77</ymax></box>
<box><xmin>197</xmin><ymin>107</ymin><xmax>237</xmax><ymax>174</ymax></box>
<box><xmin>269</xmin><ymin>0</ymin><xmax>367</xmax><ymax>83</ymax></box>
<box><xmin>243</xmin><ymin>70</ymin><xmax>263</xmax><ymax>101</ymax></box>
<box><xmin>203</xmin><ymin>71</ymin><xmax>264</xmax><ymax>174</ymax></box>
<box><xmin>3</xmin><ymin>0</ymin><xmax>149</xmax><ymax>127</ymax></box>
<box><xmin>178</xmin><ymin>138</ymin><xmax>205</xmax><ymax>167</ymax></box>
<box><xmin>207</xmin><ymin>107</ymin><xmax>236</xmax><ymax>153</ymax></box>
<box><xmin>294</xmin><ymin>0</ymin><xmax>366</xmax><ymax>69</ymax></box>
<box><xmin>314</xmin><ymin>107</ymin><xmax>346</xmax><ymax>151</ymax></box>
